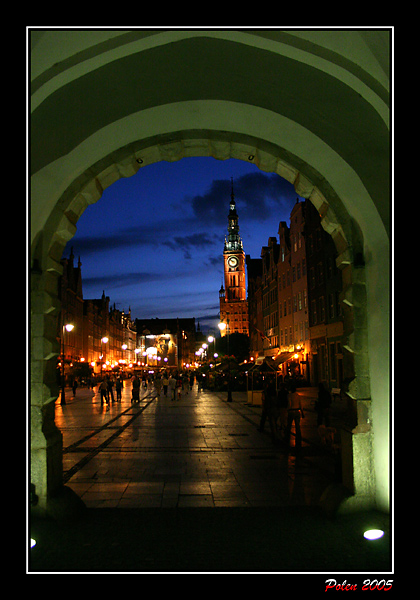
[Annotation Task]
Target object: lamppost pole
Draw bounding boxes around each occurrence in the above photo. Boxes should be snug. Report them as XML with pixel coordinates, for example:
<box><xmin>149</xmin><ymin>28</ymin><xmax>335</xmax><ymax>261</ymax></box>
<box><xmin>61</xmin><ymin>321</ymin><xmax>74</xmax><ymax>405</ymax></box>
<box><xmin>218</xmin><ymin>319</ymin><xmax>232</xmax><ymax>402</ymax></box>
<box><xmin>101</xmin><ymin>337</ymin><xmax>108</xmax><ymax>373</ymax></box>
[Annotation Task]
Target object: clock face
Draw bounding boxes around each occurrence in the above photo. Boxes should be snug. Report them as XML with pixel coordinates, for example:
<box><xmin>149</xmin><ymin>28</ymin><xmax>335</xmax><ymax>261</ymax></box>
<box><xmin>228</xmin><ymin>256</ymin><xmax>238</xmax><ymax>268</ymax></box>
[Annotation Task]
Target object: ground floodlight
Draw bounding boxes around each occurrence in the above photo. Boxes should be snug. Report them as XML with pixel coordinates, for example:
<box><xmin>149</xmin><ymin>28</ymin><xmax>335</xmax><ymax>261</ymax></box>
<box><xmin>363</xmin><ymin>529</ymin><xmax>384</xmax><ymax>540</ymax></box>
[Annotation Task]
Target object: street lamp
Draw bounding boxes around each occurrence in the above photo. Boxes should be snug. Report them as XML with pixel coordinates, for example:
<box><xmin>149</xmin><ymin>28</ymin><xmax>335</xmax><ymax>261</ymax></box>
<box><xmin>61</xmin><ymin>322</ymin><xmax>74</xmax><ymax>405</ymax></box>
<box><xmin>101</xmin><ymin>337</ymin><xmax>108</xmax><ymax>372</ymax></box>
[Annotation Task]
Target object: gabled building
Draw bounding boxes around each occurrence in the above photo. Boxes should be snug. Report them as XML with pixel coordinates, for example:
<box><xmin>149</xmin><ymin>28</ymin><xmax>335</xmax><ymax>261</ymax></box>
<box><xmin>276</xmin><ymin>219</ymin><xmax>296</xmax><ymax>377</ymax></box>
<box><xmin>58</xmin><ymin>247</ymin><xmax>84</xmax><ymax>363</ymax></box>
<box><xmin>261</xmin><ymin>236</ymin><xmax>280</xmax><ymax>356</ymax></box>
<box><xmin>289</xmin><ymin>199</ymin><xmax>310</xmax><ymax>380</ymax></box>
<box><xmin>83</xmin><ymin>290</ymin><xmax>110</xmax><ymax>371</ymax></box>
<box><xmin>305</xmin><ymin>201</ymin><xmax>344</xmax><ymax>387</ymax></box>
<box><xmin>246</xmin><ymin>255</ymin><xmax>263</xmax><ymax>360</ymax></box>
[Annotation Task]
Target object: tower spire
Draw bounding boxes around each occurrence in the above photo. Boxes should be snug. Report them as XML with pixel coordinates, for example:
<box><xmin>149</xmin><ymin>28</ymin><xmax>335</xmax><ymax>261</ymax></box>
<box><xmin>225</xmin><ymin>178</ymin><xmax>242</xmax><ymax>252</ymax></box>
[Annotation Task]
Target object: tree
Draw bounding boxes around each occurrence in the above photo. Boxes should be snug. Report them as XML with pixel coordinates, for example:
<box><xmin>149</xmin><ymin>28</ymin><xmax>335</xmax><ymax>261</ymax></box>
<box><xmin>217</xmin><ymin>333</ymin><xmax>249</xmax><ymax>362</ymax></box>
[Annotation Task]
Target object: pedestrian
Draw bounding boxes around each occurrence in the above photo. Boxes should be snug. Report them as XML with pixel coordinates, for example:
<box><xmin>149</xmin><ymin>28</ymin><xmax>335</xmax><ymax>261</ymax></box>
<box><xmin>189</xmin><ymin>372</ymin><xmax>195</xmax><ymax>391</ymax></box>
<box><xmin>276</xmin><ymin>383</ymin><xmax>288</xmax><ymax>437</ymax></box>
<box><xmin>285</xmin><ymin>382</ymin><xmax>304</xmax><ymax>450</ymax></box>
<box><xmin>316</xmin><ymin>382</ymin><xmax>332</xmax><ymax>426</ymax></box>
<box><xmin>72</xmin><ymin>378</ymin><xmax>78</xmax><ymax>396</ymax></box>
<box><xmin>154</xmin><ymin>375</ymin><xmax>162</xmax><ymax>397</ymax></box>
<box><xmin>99</xmin><ymin>379</ymin><xmax>108</xmax><ymax>405</ymax></box>
<box><xmin>196</xmin><ymin>372</ymin><xmax>202</xmax><ymax>393</ymax></box>
<box><xmin>258</xmin><ymin>376</ymin><xmax>278</xmax><ymax>442</ymax></box>
<box><xmin>162</xmin><ymin>374</ymin><xmax>169</xmax><ymax>396</ymax></box>
<box><xmin>131</xmin><ymin>374</ymin><xmax>140</xmax><ymax>403</ymax></box>
<box><xmin>168</xmin><ymin>374</ymin><xmax>177</xmax><ymax>401</ymax></box>
<box><xmin>115</xmin><ymin>376</ymin><xmax>122</xmax><ymax>401</ymax></box>
<box><xmin>142</xmin><ymin>373</ymin><xmax>148</xmax><ymax>389</ymax></box>
<box><xmin>107</xmin><ymin>375</ymin><xmax>114</xmax><ymax>403</ymax></box>
<box><xmin>177</xmin><ymin>374</ymin><xmax>183</xmax><ymax>400</ymax></box>
<box><xmin>183</xmin><ymin>372</ymin><xmax>189</xmax><ymax>394</ymax></box>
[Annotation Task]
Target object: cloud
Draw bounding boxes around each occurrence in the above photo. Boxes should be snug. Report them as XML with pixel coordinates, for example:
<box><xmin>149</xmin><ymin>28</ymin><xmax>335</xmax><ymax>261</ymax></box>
<box><xmin>191</xmin><ymin>172</ymin><xmax>297</xmax><ymax>224</ymax></box>
<box><xmin>70</xmin><ymin>217</ymin><xmax>198</xmax><ymax>257</ymax></box>
<box><xmin>82</xmin><ymin>271</ymin><xmax>163</xmax><ymax>291</ymax></box>
<box><xmin>162</xmin><ymin>232</ymin><xmax>222</xmax><ymax>259</ymax></box>
<box><xmin>68</xmin><ymin>172</ymin><xmax>297</xmax><ymax>261</ymax></box>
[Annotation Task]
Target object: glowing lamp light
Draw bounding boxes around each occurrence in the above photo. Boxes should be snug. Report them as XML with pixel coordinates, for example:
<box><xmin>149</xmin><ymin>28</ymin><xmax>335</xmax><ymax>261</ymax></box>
<box><xmin>363</xmin><ymin>529</ymin><xmax>384</xmax><ymax>540</ymax></box>
<box><xmin>31</xmin><ymin>538</ymin><xmax>36</xmax><ymax>548</ymax></box>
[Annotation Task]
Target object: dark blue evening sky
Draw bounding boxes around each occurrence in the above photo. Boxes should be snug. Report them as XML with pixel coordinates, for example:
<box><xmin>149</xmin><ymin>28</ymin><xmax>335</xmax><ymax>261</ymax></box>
<box><xmin>64</xmin><ymin>157</ymin><xmax>303</xmax><ymax>332</ymax></box>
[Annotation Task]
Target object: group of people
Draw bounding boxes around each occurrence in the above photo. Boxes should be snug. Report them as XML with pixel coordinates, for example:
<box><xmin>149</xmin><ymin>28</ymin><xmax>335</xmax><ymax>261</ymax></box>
<box><xmin>258</xmin><ymin>378</ymin><xmax>332</xmax><ymax>450</ymax></box>
<box><xmin>98</xmin><ymin>374</ymin><xmax>123</xmax><ymax>405</ymax></box>
<box><xmin>130</xmin><ymin>371</ymin><xmax>200</xmax><ymax>403</ymax></box>
<box><xmin>93</xmin><ymin>370</ymin><xmax>204</xmax><ymax>405</ymax></box>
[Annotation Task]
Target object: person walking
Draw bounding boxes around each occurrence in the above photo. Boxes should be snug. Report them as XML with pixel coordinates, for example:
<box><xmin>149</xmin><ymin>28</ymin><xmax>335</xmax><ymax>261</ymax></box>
<box><xmin>285</xmin><ymin>382</ymin><xmax>304</xmax><ymax>450</ymax></box>
<box><xmin>162</xmin><ymin>374</ymin><xmax>169</xmax><ymax>396</ymax></box>
<box><xmin>258</xmin><ymin>376</ymin><xmax>278</xmax><ymax>442</ymax></box>
<box><xmin>154</xmin><ymin>375</ymin><xmax>162</xmax><ymax>397</ymax></box>
<box><xmin>115</xmin><ymin>376</ymin><xmax>122</xmax><ymax>401</ymax></box>
<box><xmin>276</xmin><ymin>383</ymin><xmax>288</xmax><ymax>437</ymax></box>
<box><xmin>106</xmin><ymin>375</ymin><xmax>114</xmax><ymax>403</ymax></box>
<box><xmin>176</xmin><ymin>374</ymin><xmax>183</xmax><ymax>400</ymax></box>
<box><xmin>316</xmin><ymin>382</ymin><xmax>332</xmax><ymax>426</ymax></box>
<box><xmin>99</xmin><ymin>379</ymin><xmax>108</xmax><ymax>405</ymax></box>
<box><xmin>131</xmin><ymin>374</ymin><xmax>140</xmax><ymax>403</ymax></box>
<box><xmin>196</xmin><ymin>372</ymin><xmax>203</xmax><ymax>394</ymax></box>
<box><xmin>142</xmin><ymin>373</ymin><xmax>148</xmax><ymax>390</ymax></box>
<box><xmin>169</xmin><ymin>374</ymin><xmax>177</xmax><ymax>401</ymax></box>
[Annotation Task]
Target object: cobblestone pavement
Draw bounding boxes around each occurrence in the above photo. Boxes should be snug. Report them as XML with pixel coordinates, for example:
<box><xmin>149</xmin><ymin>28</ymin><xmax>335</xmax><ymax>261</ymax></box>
<box><xmin>56</xmin><ymin>383</ymin><xmax>339</xmax><ymax>508</ymax></box>
<box><xmin>29</xmin><ymin>383</ymin><xmax>392</xmax><ymax>574</ymax></box>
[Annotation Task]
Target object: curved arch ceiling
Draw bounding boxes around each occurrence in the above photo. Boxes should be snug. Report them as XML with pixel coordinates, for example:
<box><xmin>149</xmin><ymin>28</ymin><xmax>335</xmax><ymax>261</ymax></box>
<box><xmin>31</xmin><ymin>32</ymin><xmax>390</xmax><ymax>236</ymax></box>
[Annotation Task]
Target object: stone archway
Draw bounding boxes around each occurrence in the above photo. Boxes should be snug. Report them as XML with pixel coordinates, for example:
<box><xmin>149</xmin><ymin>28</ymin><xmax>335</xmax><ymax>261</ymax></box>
<box><xmin>31</xmin><ymin>132</ymin><xmax>374</xmax><ymax>515</ymax></box>
<box><xmin>30</xmin><ymin>29</ymin><xmax>390</xmax><ymax>516</ymax></box>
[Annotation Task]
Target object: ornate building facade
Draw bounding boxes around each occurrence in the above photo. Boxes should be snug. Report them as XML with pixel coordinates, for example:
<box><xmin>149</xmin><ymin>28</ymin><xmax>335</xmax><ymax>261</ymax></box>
<box><xmin>219</xmin><ymin>183</ymin><xmax>249</xmax><ymax>337</ymax></box>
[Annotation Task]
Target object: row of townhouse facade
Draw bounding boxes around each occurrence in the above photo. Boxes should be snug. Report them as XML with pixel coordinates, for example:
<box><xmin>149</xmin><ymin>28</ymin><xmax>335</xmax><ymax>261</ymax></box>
<box><xmin>57</xmin><ymin>249</ymin><xmax>137</xmax><ymax>380</ymax></box>
<box><xmin>57</xmin><ymin>250</ymin><xmax>197</xmax><ymax>381</ymax></box>
<box><xmin>247</xmin><ymin>199</ymin><xmax>344</xmax><ymax>389</ymax></box>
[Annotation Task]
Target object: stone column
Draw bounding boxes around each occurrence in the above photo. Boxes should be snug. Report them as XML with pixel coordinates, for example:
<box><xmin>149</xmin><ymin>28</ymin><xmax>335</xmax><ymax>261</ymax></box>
<box><xmin>30</xmin><ymin>258</ymin><xmax>63</xmax><ymax>514</ymax></box>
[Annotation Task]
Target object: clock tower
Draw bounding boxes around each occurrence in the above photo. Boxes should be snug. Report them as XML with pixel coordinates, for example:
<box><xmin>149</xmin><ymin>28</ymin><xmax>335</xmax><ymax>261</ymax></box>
<box><xmin>219</xmin><ymin>180</ymin><xmax>249</xmax><ymax>337</ymax></box>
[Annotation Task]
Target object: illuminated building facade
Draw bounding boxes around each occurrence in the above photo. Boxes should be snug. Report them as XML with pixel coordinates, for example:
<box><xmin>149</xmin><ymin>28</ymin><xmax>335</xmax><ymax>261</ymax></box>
<box><xmin>135</xmin><ymin>318</ymin><xmax>196</xmax><ymax>369</ymax></box>
<box><xmin>219</xmin><ymin>183</ymin><xmax>249</xmax><ymax>336</ymax></box>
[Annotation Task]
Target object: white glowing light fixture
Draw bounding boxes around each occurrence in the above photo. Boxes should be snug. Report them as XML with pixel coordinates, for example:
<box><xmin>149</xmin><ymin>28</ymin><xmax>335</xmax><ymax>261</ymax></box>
<box><xmin>31</xmin><ymin>538</ymin><xmax>36</xmax><ymax>548</ymax></box>
<box><xmin>363</xmin><ymin>529</ymin><xmax>384</xmax><ymax>540</ymax></box>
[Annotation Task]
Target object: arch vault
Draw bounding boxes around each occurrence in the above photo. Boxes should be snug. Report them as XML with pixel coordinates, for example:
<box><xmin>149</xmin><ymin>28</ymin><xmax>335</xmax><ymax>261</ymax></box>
<box><xmin>29</xmin><ymin>29</ymin><xmax>391</xmax><ymax>515</ymax></box>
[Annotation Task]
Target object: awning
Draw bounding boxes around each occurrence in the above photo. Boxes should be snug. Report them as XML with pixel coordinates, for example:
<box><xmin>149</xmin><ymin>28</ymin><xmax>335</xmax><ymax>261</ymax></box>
<box><xmin>248</xmin><ymin>357</ymin><xmax>277</xmax><ymax>372</ymax></box>
<box><xmin>273</xmin><ymin>352</ymin><xmax>295</xmax><ymax>367</ymax></box>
